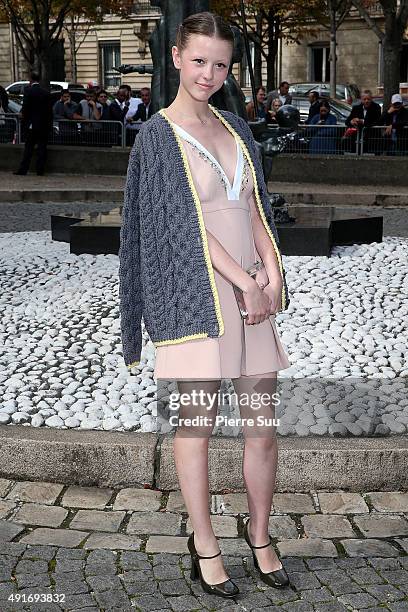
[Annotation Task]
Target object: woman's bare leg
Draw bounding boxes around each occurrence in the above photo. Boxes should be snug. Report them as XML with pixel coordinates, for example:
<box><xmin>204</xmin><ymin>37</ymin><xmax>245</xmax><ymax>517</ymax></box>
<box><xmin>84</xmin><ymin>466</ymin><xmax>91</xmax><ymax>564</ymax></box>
<box><xmin>232</xmin><ymin>372</ymin><xmax>282</xmax><ymax>572</ymax></box>
<box><xmin>173</xmin><ymin>378</ymin><xmax>231</xmax><ymax>585</ymax></box>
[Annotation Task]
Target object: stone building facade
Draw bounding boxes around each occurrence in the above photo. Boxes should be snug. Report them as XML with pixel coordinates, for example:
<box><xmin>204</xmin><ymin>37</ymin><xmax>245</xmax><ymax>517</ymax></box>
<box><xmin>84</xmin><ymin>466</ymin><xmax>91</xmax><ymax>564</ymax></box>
<box><xmin>278</xmin><ymin>8</ymin><xmax>408</xmax><ymax>95</ymax></box>
<box><xmin>1</xmin><ymin>5</ymin><xmax>407</xmax><ymax>96</ymax></box>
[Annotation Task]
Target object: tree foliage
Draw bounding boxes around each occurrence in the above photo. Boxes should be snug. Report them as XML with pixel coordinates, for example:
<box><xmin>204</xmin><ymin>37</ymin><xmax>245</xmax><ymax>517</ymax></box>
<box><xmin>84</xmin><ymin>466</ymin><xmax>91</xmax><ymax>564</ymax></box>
<box><xmin>211</xmin><ymin>0</ymin><xmax>325</xmax><ymax>90</ymax></box>
<box><xmin>350</xmin><ymin>0</ymin><xmax>408</xmax><ymax>106</ymax></box>
<box><xmin>0</xmin><ymin>0</ymin><xmax>133</xmax><ymax>86</ymax></box>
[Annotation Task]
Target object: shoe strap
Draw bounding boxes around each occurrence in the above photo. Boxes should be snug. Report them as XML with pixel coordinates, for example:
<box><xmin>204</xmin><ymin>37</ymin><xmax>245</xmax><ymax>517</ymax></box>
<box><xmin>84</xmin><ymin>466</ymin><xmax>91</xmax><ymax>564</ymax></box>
<box><xmin>196</xmin><ymin>549</ymin><xmax>221</xmax><ymax>559</ymax></box>
<box><xmin>251</xmin><ymin>536</ymin><xmax>272</xmax><ymax>548</ymax></box>
<box><xmin>246</xmin><ymin>520</ymin><xmax>272</xmax><ymax>549</ymax></box>
<box><xmin>250</xmin><ymin>538</ymin><xmax>272</xmax><ymax>549</ymax></box>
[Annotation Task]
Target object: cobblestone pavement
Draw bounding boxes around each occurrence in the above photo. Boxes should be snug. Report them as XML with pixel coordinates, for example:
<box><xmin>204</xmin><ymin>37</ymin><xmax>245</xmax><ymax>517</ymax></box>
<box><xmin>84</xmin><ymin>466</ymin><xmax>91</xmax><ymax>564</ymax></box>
<box><xmin>0</xmin><ymin>479</ymin><xmax>407</xmax><ymax>611</ymax></box>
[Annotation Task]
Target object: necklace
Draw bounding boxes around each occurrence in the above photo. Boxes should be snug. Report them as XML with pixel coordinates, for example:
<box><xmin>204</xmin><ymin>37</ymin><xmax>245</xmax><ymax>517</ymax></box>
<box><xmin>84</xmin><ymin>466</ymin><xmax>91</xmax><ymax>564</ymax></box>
<box><xmin>169</xmin><ymin>108</ymin><xmax>212</xmax><ymax>125</ymax></box>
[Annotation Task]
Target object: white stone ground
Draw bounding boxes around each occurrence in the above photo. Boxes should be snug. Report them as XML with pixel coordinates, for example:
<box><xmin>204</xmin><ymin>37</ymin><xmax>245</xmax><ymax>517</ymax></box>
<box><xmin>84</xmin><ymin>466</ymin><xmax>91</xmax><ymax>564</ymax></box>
<box><xmin>0</xmin><ymin>230</ymin><xmax>407</xmax><ymax>436</ymax></box>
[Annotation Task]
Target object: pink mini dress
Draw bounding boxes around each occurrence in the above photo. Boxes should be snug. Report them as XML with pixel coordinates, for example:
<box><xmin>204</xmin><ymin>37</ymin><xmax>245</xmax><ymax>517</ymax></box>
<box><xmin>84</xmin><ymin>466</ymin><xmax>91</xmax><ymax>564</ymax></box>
<box><xmin>153</xmin><ymin>120</ymin><xmax>291</xmax><ymax>381</ymax></box>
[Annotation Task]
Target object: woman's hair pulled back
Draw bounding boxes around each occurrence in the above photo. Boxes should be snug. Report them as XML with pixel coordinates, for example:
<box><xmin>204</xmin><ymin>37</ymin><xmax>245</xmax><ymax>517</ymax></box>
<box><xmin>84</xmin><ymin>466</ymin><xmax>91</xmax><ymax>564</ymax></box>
<box><xmin>175</xmin><ymin>11</ymin><xmax>234</xmax><ymax>53</ymax></box>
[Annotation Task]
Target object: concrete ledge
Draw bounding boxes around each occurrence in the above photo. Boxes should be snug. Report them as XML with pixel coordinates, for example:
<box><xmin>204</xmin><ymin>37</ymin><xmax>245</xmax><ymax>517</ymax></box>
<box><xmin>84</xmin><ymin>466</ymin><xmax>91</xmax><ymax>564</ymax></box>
<box><xmin>272</xmin><ymin>154</ymin><xmax>408</xmax><ymax>187</ymax></box>
<box><xmin>159</xmin><ymin>435</ymin><xmax>408</xmax><ymax>492</ymax></box>
<box><xmin>0</xmin><ymin>425</ymin><xmax>157</xmax><ymax>488</ymax></box>
<box><xmin>0</xmin><ymin>144</ymin><xmax>129</xmax><ymax>176</ymax></box>
<box><xmin>272</xmin><ymin>185</ymin><xmax>408</xmax><ymax>208</ymax></box>
<box><xmin>1</xmin><ymin>144</ymin><xmax>408</xmax><ymax>187</ymax></box>
<box><xmin>1</xmin><ymin>425</ymin><xmax>407</xmax><ymax>492</ymax></box>
<box><xmin>0</xmin><ymin>189</ymin><xmax>124</xmax><ymax>203</ymax></box>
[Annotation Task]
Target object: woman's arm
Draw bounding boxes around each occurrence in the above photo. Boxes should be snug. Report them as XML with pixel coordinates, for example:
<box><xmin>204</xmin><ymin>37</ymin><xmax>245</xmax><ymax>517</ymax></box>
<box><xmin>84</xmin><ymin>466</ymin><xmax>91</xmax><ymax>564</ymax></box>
<box><xmin>206</xmin><ymin>229</ymin><xmax>272</xmax><ymax>324</ymax></box>
<box><xmin>206</xmin><ymin>229</ymin><xmax>254</xmax><ymax>292</ymax></box>
<box><xmin>248</xmin><ymin>193</ymin><xmax>281</xmax><ymax>282</ymax></box>
<box><xmin>248</xmin><ymin>193</ymin><xmax>283</xmax><ymax>312</ymax></box>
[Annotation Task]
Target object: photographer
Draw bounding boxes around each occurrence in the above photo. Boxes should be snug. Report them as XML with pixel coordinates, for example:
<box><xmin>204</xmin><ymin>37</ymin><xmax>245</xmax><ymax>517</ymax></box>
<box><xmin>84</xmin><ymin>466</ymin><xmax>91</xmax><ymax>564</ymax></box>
<box><xmin>267</xmin><ymin>97</ymin><xmax>283</xmax><ymax>125</ymax></box>
<box><xmin>381</xmin><ymin>94</ymin><xmax>408</xmax><ymax>155</ymax></box>
<box><xmin>72</xmin><ymin>89</ymin><xmax>102</xmax><ymax>145</ymax></box>
<box><xmin>305</xmin><ymin>91</ymin><xmax>321</xmax><ymax>124</ymax></box>
<box><xmin>53</xmin><ymin>90</ymin><xmax>78</xmax><ymax>121</ymax></box>
<box><xmin>96</xmin><ymin>90</ymin><xmax>111</xmax><ymax>120</ymax></box>
<box><xmin>307</xmin><ymin>100</ymin><xmax>338</xmax><ymax>154</ymax></box>
<box><xmin>345</xmin><ymin>89</ymin><xmax>381</xmax><ymax>153</ymax></box>
<box><xmin>52</xmin><ymin>89</ymin><xmax>78</xmax><ymax>145</ymax></box>
<box><xmin>109</xmin><ymin>86</ymin><xmax>131</xmax><ymax>123</ymax></box>
<box><xmin>73</xmin><ymin>89</ymin><xmax>101</xmax><ymax>121</ymax></box>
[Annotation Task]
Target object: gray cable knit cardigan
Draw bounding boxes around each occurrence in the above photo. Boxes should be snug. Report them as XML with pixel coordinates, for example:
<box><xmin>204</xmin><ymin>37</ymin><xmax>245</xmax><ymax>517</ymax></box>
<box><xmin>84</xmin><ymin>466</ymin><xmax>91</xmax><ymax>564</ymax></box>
<box><xmin>119</xmin><ymin>103</ymin><xmax>290</xmax><ymax>368</ymax></box>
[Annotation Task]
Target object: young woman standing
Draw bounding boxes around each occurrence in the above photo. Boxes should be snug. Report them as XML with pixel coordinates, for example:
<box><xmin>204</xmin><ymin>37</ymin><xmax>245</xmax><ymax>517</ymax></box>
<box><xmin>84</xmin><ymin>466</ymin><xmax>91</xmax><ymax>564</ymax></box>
<box><xmin>119</xmin><ymin>11</ymin><xmax>291</xmax><ymax>600</ymax></box>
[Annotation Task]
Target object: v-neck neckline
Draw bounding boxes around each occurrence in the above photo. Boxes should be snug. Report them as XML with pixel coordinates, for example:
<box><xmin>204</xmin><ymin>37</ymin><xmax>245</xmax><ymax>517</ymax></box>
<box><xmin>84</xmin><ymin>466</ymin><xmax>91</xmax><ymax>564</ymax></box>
<box><xmin>171</xmin><ymin>122</ymin><xmax>242</xmax><ymax>196</ymax></box>
<box><xmin>159</xmin><ymin>106</ymin><xmax>241</xmax><ymax>195</ymax></box>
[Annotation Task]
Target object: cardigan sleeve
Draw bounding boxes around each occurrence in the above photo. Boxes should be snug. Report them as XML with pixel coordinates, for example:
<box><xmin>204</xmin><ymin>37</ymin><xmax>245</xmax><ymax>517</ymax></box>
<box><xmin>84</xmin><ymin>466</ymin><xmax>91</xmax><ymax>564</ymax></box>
<box><xmin>119</xmin><ymin>135</ymin><xmax>143</xmax><ymax>369</ymax></box>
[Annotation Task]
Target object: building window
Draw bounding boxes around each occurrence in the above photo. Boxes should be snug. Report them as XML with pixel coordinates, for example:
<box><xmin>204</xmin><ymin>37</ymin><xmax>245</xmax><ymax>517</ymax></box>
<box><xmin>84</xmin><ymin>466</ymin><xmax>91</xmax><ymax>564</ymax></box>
<box><xmin>401</xmin><ymin>43</ymin><xmax>408</xmax><ymax>83</ymax></box>
<box><xmin>100</xmin><ymin>42</ymin><xmax>121</xmax><ymax>89</ymax></box>
<box><xmin>309</xmin><ymin>43</ymin><xmax>330</xmax><ymax>82</ymax></box>
<box><xmin>240</xmin><ymin>40</ymin><xmax>255</xmax><ymax>87</ymax></box>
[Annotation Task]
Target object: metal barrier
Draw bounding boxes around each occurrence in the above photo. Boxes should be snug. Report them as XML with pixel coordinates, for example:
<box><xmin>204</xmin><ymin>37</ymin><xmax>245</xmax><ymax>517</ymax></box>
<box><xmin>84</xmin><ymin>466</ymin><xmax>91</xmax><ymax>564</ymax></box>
<box><xmin>262</xmin><ymin>125</ymin><xmax>361</xmax><ymax>156</ymax></box>
<box><xmin>49</xmin><ymin>119</ymin><xmax>126</xmax><ymax>147</ymax></box>
<box><xmin>360</xmin><ymin>125</ymin><xmax>408</xmax><ymax>156</ymax></box>
<box><xmin>0</xmin><ymin>116</ymin><xmax>19</xmax><ymax>144</ymax></box>
<box><xmin>5</xmin><ymin>115</ymin><xmax>408</xmax><ymax>156</ymax></box>
<box><xmin>296</xmin><ymin>124</ymin><xmax>359</xmax><ymax>155</ymax></box>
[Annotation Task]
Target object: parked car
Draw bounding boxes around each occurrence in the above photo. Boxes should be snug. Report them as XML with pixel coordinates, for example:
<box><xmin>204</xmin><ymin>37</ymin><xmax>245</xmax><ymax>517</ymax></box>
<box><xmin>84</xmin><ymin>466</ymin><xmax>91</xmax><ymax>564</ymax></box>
<box><xmin>289</xmin><ymin>82</ymin><xmax>360</xmax><ymax>103</ymax></box>
<box><xmin>245</xmin><ymin>92</ymin><xmax>352</xmax><ymax>124</ymax></box>
<box><xmin>290</xmin><ymin>95</ymin><xmax>352</xmax><ymax>125</ymax></box>
<box><xmin>5</xmin><ymin>96</ymin><xmax>22</xmax><ymax>115</ymax></box>
<box><xmin>6</xmin><ymin>81</ymin><xmax>85</xmax><ymax>99</ymax></box>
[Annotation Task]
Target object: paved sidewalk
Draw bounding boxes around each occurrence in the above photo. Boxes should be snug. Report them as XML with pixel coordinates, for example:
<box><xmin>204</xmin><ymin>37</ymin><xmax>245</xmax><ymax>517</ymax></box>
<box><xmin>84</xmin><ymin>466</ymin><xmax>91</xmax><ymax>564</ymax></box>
<box><xmin>1</xmin><ymin>171</ymin><xmax>408</xmax><ymax>207</ymax></box>
<box><xmin>0</xmin><ymin>479</ymin><xmax>407</xmax><ymax>611</ymax></box>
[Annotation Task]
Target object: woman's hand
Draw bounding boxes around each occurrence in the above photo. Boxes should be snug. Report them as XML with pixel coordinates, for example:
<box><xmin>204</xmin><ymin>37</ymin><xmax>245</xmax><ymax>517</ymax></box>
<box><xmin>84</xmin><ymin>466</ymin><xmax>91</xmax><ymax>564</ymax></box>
<box><xmin>262</xmin><ymin>276</ymin><xmax>283</xmax><ymax>314</ymax></box>
<box><xmin>242</xmin><ymin>279</ymin><xmax>272</xmax><ymax>325</ymax></box>
<box><xmin>254</xmin><ymin>267</ymin><xmax>269</xmax><ymax>290</ymax></box>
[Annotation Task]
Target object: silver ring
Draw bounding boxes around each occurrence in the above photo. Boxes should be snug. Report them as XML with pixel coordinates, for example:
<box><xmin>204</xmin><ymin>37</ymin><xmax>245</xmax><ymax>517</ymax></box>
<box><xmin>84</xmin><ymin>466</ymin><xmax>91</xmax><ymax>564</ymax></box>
<box><xmin>259</xmin><ymin>283</ymin><xmax>265</xmax><ymax>289</ymax></box>
<box><xmin>241</xmin><ymin>310</ymin><xmax>248</xmax><ymax>318</ymax></box>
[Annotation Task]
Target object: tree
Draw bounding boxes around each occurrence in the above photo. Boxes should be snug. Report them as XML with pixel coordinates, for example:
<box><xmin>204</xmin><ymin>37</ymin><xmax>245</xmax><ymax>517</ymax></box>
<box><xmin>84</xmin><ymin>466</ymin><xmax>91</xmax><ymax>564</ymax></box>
<box><xmin>351</xmin><ymin>0</ymin><xmax>408</xmax><ymax>107</ymax></box>
<box><xmin>211</xmin><ymin>0</ymin><xmax>324</xmax><ymax>92</ymax></box>
<box><xmin>0</xmin><ymin>0</ymin><xmax>132</xmax><ymax>88</ymax></box>
<box><xmin>63</xmin><ymin>12</ymin><xmax>100</xmax><ymax>84</ymax></box>
<box><xmin>309</xmin><ymin>0</ymin><xmax>352</xmax><ymax>97</ymax></box>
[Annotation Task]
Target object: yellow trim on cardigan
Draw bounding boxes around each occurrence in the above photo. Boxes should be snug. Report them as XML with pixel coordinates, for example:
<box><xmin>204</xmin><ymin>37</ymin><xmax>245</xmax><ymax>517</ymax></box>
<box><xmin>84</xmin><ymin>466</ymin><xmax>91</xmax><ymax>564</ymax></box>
<box><xmin>127</xmin><ymin>360</ymin><xmax>140</xmax><ymax>369</ymax></box>
<box><xmin>157</xmin><ymin>108</ymin><xmax>225</xmax><ymax>342</ymax></box>
<box><xmin>209</xmin><ymin>104</ymin><xmax>286</xmax><ymax>312</ymax></box>
<box><xmin>154</xmin><ymin>332</ymin><xmax>209</xmax><ymax>347</ymax></box>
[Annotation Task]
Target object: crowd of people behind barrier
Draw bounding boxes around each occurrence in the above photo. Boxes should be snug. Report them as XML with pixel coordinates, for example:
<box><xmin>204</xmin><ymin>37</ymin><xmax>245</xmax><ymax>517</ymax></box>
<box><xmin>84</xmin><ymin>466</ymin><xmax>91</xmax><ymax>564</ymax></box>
<box><xmin>51</xmin><ymin>84</ymin><xmax>153</xmax><ymax>147</ymax></box>
<box><xmin>0</xmin><ymin>75</ymin><xmax>153</xmax><ymax>155</ymax></box>
<box><xmin>1</xmin><ymin>73</ymin><xmax>408</xmax><ymax>174</ymax></box>
<box><xmin>247</xmin><ymin>82</ymin><xmax>408</xmax><ymax>155</ymax></box>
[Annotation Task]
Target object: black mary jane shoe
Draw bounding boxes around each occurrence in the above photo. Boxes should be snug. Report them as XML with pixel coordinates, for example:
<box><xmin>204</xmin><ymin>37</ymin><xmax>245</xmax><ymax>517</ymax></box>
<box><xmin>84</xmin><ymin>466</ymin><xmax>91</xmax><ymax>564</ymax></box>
<box><xmin>187</xmin><ymin>532</ymin><xmax>239</xmax><ymax>598</ymax></box>
<box><xmin>243</xmin><ymin>517</ymin><xmax>290</xmax><ymax>588</ymax></box>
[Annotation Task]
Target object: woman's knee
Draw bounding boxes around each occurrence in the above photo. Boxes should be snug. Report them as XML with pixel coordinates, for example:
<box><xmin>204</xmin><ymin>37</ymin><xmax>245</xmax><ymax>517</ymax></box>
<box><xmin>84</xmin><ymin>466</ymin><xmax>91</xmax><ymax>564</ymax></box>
<box><xmin>244</xmin><ymin>433</ymin><xmax>277</xmax><ymax>452</ymax></box>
